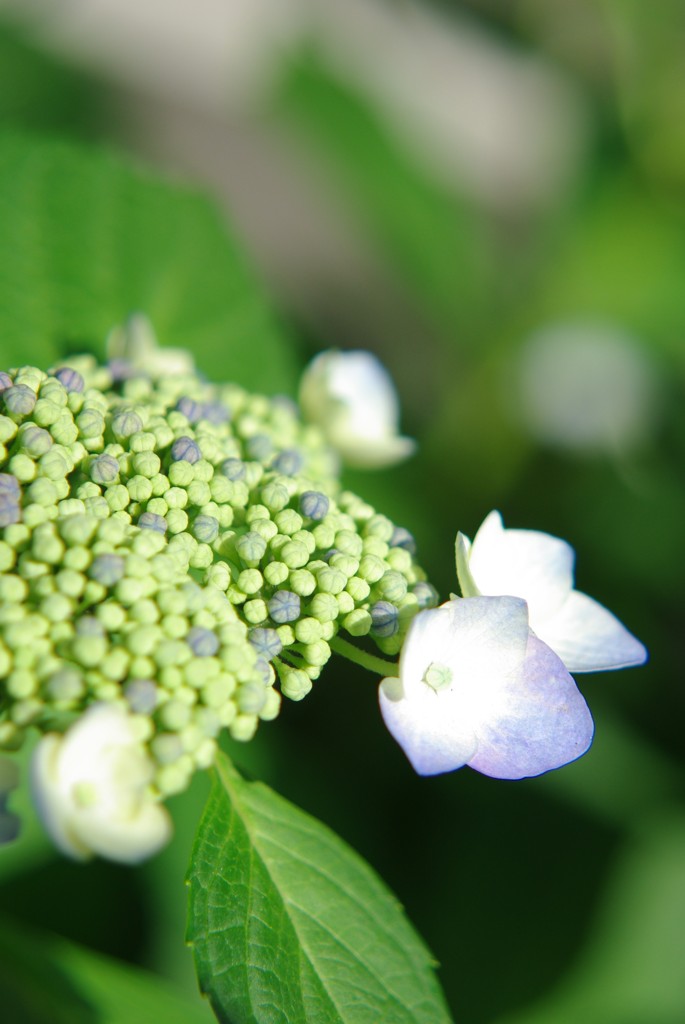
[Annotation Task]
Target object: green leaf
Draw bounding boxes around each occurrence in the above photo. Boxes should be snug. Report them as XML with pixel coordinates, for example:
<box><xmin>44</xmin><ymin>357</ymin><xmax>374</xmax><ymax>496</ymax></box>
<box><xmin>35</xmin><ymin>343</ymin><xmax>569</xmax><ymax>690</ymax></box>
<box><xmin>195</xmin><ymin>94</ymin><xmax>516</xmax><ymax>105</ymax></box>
<box><xmin>0</xmin><ymin>915</ymin><xmax>213</xmax><ymax>1024</ymax></box>
<box><xmin>0</xmin><ymin>132</ymin><xmax>296</xmax><ymax>392</ymax></box>
<box><xmin>187</xmin><ymin>753</ymin><xmax>453</xmax><ymax>1024</ymax></box>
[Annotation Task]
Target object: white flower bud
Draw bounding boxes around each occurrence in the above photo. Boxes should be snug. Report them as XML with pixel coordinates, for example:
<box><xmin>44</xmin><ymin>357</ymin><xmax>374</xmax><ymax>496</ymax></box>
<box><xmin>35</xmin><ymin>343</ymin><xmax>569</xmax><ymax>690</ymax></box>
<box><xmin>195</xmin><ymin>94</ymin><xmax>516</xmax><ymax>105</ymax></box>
<box><xmin>30</xmin><ymin>704</ymin><xmax>171</xmax><ymax>863</ymax></box>
<box><xmin>299</xmin><ymin>350</ymin><xmax>415</xmax><ymax>468</ymax></box>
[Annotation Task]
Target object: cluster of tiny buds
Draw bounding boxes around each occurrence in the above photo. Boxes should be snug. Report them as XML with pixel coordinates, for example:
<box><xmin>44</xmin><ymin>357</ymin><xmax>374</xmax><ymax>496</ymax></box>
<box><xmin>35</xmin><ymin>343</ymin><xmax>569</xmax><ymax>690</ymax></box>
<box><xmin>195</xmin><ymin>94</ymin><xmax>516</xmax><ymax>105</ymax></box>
<box><xmin>0</xmin><ymin>344</ymin><xmax>437</xmax><ymax>798</ymax></box>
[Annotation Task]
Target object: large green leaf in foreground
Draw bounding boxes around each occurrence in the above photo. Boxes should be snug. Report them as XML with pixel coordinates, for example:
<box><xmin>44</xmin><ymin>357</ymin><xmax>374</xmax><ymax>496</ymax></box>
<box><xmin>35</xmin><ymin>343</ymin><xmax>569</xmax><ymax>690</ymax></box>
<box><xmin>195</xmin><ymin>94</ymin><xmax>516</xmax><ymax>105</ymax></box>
<box><xmin>187</xmin><ymin>754</ymin><xmax>453</xmax><ymax>1024</ymax></box>
<box><xmin>0</xmin><ymin>132</ymin><xmax>296</xmax><ymax>392</ymax></box>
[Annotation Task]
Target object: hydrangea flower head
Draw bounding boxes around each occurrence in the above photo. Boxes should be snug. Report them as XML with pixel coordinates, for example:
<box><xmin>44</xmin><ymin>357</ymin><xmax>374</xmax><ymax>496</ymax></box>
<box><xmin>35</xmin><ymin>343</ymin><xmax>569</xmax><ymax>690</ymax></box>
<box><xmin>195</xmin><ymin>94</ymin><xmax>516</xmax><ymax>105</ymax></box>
<box><xmin>299</xmin><ymin>350</ymin><xmax>415</xmax><ymax>468</ymax></box>
<box><xmin>31</xmin><ymin>704</ymin><xmax>172</xmax><ymax>863</ymax></box>
<box><xmin>456</xmin><ymin>511</ymin><xmax>647</xmax><ymax>673</ymax></box>
<box><xmin>0</xmin><ymin>332</ymin><xmax>434</xmax><ymax>859</ymax></box>
<box><xmin>379</xmin><ymin>596</ymin><xmax>593</xmax><ymax>778</ymax></box>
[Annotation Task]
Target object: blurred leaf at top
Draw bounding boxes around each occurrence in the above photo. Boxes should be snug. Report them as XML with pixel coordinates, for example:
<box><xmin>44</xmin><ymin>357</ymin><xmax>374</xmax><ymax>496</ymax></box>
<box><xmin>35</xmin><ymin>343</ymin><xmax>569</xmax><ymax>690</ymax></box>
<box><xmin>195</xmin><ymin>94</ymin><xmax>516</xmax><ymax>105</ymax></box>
<box><xmin>0</xmin><ymin>132</ymin><xmax>297</xmax><ymax>392</ymax></box>
<box><xmin>273</xmin><ymin>49</ymin><xmax>492</xmax><ymax>343</ymax></box>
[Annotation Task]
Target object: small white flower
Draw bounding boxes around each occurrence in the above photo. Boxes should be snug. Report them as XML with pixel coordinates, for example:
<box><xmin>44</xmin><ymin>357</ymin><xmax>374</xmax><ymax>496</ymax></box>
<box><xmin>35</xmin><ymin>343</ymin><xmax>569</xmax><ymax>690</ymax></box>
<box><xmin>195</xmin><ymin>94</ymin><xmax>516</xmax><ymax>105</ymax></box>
<box><xmin>299</xmin><ymin>349</ymin><xmax>415</xmax><ymax>468</ymax></box>
<box><xmin>0</xmin><ymin>756</ymin><xmax>20</xmax><ymax>845</ymax></box>
<box><xmin>379</xmin><ymin>596</ymin><xmax>593</xmax><ymax>778</ymax></box>
<box><xmin>31</xmin><ymin>705</ymin><xmax>172</xmax><ymax>863</ymax></box>
<box><xmin>107</xmin><ymin>313</ymin><xmax>196</xmax><ymax>378</ymax></box>
<box><xmin>456</xmin><ymin>511</ymin><xmax>647</xmax><ymax>673</ymax></box>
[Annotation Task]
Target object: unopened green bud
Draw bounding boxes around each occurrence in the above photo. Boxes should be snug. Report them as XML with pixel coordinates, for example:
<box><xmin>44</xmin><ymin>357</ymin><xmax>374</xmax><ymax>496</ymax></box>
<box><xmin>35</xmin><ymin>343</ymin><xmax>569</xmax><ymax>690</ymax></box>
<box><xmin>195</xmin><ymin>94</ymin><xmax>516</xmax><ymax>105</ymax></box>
<box><xmin>294</xmin><ymin>617</ymin><xmax>323</xmax><ymax>644</ymax></box>
<box><xmin>17</xmin><ymin>424</ymin><xmax>53</xmax><ymax>457</ymax></box>
<box><xmin>0</xmin><ymin>541</ymin><xmax>16</xmax><ymax>572</ymax></box>
<box><xmin>71</xmin><ymin>635</ymin><xmax>107</xmax><ymax>667</ymax></box>
<box><xmin>46</xmin><ymin>667</ymin><xmax>85</xmax><ymax>702</ymax></box>
<box><xmin>168</xmin><ymin>460</ymin><xmax>194</xmax><ymax>487</ymax></box>
<box><xmin>236</xmin><ymin>569</ymin><xmax>263</xmax><ymax>595</ymax></box>
<box><xmin>166</xmin><ymin>508</ymin><xmax>189</xmax><ymax>534</ymax></box>
<box><xmin>50</xmin><ymin>412</ymin><xmax>78</xmax><ymax>445</ymax></box>
<box><xmin>229</xmin><ymin>713</ymin><xmax>258</xmax><ymax>742</ymax></box>
<box><xmin>260</xmin><ymin>479</ymin><xmax>290</xmax><ymax>513</ymax></box>
<box><xmin>358</xmin><ymin>554</ymin><xmax>385</xmax><ymax>583</ymax></box>
<box><xmin>387</xmin><ymin>547</ymin><xmax>413</xmax><ymax>573</ymax></box>
<box><xmin>56</xmin><ymin>568</ymin><xmax>86</xmax><ymax>598</ymax></box>
<box><xmin>343</xmin><ymin>609</ymin><xmax>372</xmax><ymax>636</ymax></box>
<box><xmin>0</xmin><ymin>415</ymin><xmax>18</xmax><ymax>442</ymax></box>
<box><xmin>288</xmin><ymin>569</ymin><xmax>316</xmax><ymax>597</ymax></box>
<box><xmin>300</xmin><ymin>640</ymin><xmax>331</xmax><ymax>668</ymax></box>
<box><xmin>274</xmin><ymin>509</ymin><xmax>303</xmax><ymax>536</ymax></box>
<box><xmin>0</xmin><ymin>574</ymin><xmax>28</xmax><ymax>603</ymax></box>
<box><xmin>7</xmin><ymin>669</ymin><xmax>38</xmax><ymax>699</ymax></box>
<box><xmin>76</xmin><ymin>407</ymin><xmax>105</xmax><ymax>438</ymax></box>
<box><xmin>279</xmin><ymin>668</ymin><xmax>312</xmax><ymax>701</ymax></box>
<box><xmin>129</xmin><ymin>430</ymin><xmax>156</xmax><ymax>452</ymax></box>
<box><xmin>280</xmin><ymin>540</ymin><xmax>309</xmax><ymax>569</ymax></box>
<box><xmin>334</xmin><ymin>530</ymin><xmax>363</xmax><ymax>558</ymax></box>
<box><xmin>9</xmin><ymin>453</ymin><xmax>37</xmax><ymax>482</ymax></box>
<box><xmin>259</xmin><ymin>688</ymin><xmax>281</xmax><ymax>721</ymax></box>
<box><xmin>315</xmin><ymin>567</ymin><xmax>347</xmax><ymax>595</ymax></box>
<box><xmin>127</xmin><ymin>475</ymin><xmax>153</xmax><ymax>502</ymax></box>
<box><xmin>38</xmin><ymin>447</ymin><xmax>71</xmax><ymax>480</ymax></box>
<box><xmin>263</xmin><ymin>561</ymin><xmax>289</xmax><ymax>587</ymax></box>
<box><xmin>32</xmin><ymin>533</ymin><xmax>65</xmax><ymax>565</ymax></box>
<box><xmin>159</xmin><ymin>699</ymin><xmax>192</xmax><ymax>731</ymax></box>
<box><xmin>235</xmin><ymin>531</ymin><xmax>267</xmax><ymax>566</ymax></box>
<box><xmin>243</xmin><ymin>599</ymin><xmax>268</xmax><ymax>624</ymax></box>
<box><xmin>375</xmin><ymin>571</ymin><xmax>408</xmax><ymax>603</ymax></box>
<box><xmin>165</xmin><ymin>486</ymin><xmax>188</xmax><ymax>509</ymax></box>
<box><xmin>187</xmin><ymin>480</ymin><xmax>211</xmax><ymax>506</ymax></box>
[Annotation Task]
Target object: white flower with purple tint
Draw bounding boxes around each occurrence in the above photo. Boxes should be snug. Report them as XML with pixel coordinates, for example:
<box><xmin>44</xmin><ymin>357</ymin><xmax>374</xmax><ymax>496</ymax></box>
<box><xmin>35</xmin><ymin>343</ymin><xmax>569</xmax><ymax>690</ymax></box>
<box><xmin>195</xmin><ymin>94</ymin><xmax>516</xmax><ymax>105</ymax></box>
<box><xmin>456</xmin><ymin>511</ymin><xmax>647</xmax><ymax>673</ymax></box>
<box><xmin>379</xmin><ymin>596</ymin><xmax>594</xmax><ymax>778</ymax></box>
<box><xmin>31</xmin><ymin>704</ymin><xmax>171</xmax><ymax>863</ymax></box>
<box><xmin>299</xmin><ymin>350</ymin><xmax>415</xmax><ymax>468</ymax></box>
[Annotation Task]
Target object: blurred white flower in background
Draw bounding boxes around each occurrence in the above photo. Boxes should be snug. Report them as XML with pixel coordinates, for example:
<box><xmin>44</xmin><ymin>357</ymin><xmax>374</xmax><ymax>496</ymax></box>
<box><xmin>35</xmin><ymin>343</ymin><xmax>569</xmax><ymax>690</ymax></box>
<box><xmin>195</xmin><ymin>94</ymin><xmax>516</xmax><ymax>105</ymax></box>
<box><xmin>31</xmin><ymin>704</ymin><xmax>172</xmax><ymax>863</ymax></box>
<box><xmin>379</xmin><ymin>595</ymin><xmax>593</xmax><ymax>778</ymax></box>
<box><xmin>456</xmin><ymin>511</ymin><xmax>648</xmax><ymax>673</ymax></box>
<box><xmin>107</xmin><ymin>313</ymin><xmax>196</xmax><ymax>379</ymax></box>
<box><xmin>516</xmin><ymin>322</ymin><xmax>660</xmax><ymax>455</ymax></box>
<box><xmin>299</xmin><ymin>349</ymin><xmax>415</xmax><ymax>467</ymax></box>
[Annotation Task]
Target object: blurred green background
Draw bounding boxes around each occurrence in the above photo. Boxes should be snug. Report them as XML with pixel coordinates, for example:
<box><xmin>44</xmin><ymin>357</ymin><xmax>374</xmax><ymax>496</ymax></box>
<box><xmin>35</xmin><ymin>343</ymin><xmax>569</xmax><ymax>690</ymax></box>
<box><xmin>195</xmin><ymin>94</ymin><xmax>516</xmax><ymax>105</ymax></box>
<box><xmin>0</xmin><ymin>1</ymin><xmax>684</xmax><ymax>1021</ymax></box>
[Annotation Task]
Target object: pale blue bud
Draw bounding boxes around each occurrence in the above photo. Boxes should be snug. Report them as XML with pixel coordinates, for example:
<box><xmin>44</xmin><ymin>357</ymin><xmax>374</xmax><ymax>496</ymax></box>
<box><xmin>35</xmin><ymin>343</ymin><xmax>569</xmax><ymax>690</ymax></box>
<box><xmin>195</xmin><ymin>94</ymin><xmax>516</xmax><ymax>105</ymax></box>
<box><xmin>192</xmin><ymin>515</ymin><xmax>219</xmax><ymax>543</ymax></box>
<box><xmin>268</xmin><ymin>590</ymin><xmax>301</xmax><ymax>624</ymax></box>
<box><xmin>124</xmin><ymin>679</ymin><xmax>159</xmax><ymax>714</ymax></box>
<box><xmin>271</xmin><ymin>449</ymin><xmax>304</xmax><ymax>476</ymax></box>
<box><xmin>370</xmin><ymin>601</ymin><xmax>399</xmax><ymax>637</ymax></box>
<box><xmin>111</xmin><ymin>408</ymin><xmax>144</xmax><ymax>439</ymax></box>
<box><xmin>412</xmin><ymin>581</ymin><xmax>440</xmax><ymax>608</ymax></box>
<box><xmin>3</xmin><ymin>384</ymin><xmax>36</xmax><ymax>416</ymax></box>
<box><xmin>248</xmin><ymin>627</ymin><xmax>283</xmax><ymax>660</ymax></box>
<box><xmin>299</xmin><ymin>491</ymin><xmax>329</xmax><ymax>521</ymax></box>
<box><xmin>88</xmin><ymin>553</ymin><xmax>125</xmax><ymax>586</ymax></box>
<box><xmin>54</xmin><ymin>367</ymin><xmax>84</xmax><ymax>393</ymax></box>
<box><xmin>390</xmin><ymin>526</ymin><xmax>416</xmax><ymax>554</ymax></box>
<box><xmin>176</xmin><ymin>396</ymin><xmax>204</xmax><ymax>423</ymax></box>
<box><xmin>246</xmin><ymin>434</ymin><xmax>273</xmax><ymax>461</ymax></box>
<box><xmin>187</xmin><ymin>626</ymin><xmax>220</xmax><ymax>657</ymax></box>
<box><xmin>171</xmin><ymin>436</ymin><xmax>201</xmax><ymax>463</ymax></box>
<box><xmin>220</xmin><ymin>458</ymin><xmax>246</xmax><ymax>481</ymax></box>
<box><xmin>138</xmin><ymin>511</ymin><xmax>168</xmax><ymax>534</ymax></box>
<box><xmin>89</xmin><ymin>453</ymin><xmax>119</xmax><ymax>484</ymax></box>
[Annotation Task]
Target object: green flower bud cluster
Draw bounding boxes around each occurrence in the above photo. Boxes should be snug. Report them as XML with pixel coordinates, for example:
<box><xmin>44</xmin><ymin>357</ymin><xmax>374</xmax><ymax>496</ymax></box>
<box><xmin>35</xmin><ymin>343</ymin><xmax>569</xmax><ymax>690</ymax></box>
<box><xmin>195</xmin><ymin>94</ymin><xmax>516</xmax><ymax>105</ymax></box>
<box><xmin>0</xmin><ymin>510</ymin><xmax>276</xmax><ymax>795</ymax></box>
<box><xmin>0</xmin><ymin>338</ymin><xmax>437</xmax><ymax>792</ymax></box>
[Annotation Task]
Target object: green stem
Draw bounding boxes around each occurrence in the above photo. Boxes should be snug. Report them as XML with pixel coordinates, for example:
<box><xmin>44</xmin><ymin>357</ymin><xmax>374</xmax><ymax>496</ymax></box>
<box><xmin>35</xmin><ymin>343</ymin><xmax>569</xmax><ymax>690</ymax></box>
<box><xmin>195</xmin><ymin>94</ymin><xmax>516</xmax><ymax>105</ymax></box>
<box><xmin>329</xmin><ymin>636</ymin><xmax>399</xmax><ymax>678</ymax></box>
